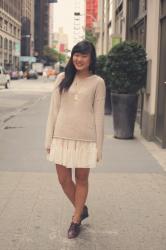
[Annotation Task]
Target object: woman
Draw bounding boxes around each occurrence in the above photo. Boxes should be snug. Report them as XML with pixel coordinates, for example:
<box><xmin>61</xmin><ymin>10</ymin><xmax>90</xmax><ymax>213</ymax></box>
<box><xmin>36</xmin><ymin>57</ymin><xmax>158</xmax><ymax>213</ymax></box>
<box><xmin>45</xmin><ymin>40</ymin><xmax>106</xmax><ymax>239</ymax></box>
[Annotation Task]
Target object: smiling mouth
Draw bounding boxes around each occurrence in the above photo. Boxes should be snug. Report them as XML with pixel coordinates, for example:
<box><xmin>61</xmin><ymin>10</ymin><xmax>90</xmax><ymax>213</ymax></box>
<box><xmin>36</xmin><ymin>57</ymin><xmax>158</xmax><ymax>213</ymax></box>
<box><xmin>75</xmin><ymin>64</ymin><xmax>84</xmax><ymax>67</ymax></box>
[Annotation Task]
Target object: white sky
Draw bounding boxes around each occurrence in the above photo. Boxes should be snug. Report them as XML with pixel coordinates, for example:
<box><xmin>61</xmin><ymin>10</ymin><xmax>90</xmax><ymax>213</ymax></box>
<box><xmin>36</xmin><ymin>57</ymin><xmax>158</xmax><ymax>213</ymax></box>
<box><xmin>53</xmin><ymin>0</ymin><xmax>85</xmax><ymax>51</ymax></box>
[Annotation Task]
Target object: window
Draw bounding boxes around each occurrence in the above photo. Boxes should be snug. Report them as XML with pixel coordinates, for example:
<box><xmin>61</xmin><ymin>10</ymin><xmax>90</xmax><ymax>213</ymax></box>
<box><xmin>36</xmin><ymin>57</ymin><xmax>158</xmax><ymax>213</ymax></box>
<box><xmin>116</xmin><ymin>0</ymin><xmax>123</xmax><ymax>8</ymax></box>
<box><xmin>0</xmin><ymin>0</ymin><xmax>3</xmax><ymax>8</ymax></box>
<box><xmin>132</xmin><ymin>0</ymin><xmax>139</xmax><ymax>21</ymax></box>
<box><xmin>129</xmin><ymin>0</ymin><xmax>147</xmax><ymax>24</ymax></box>
<box><xmin>0</xmin><ymin>52</ymin><xmax>2</xmax><ymax>64</ymax></box>
<box><xmin>4</xmin><ymin>38</ymin><xmax>8</xmax><ymax>50</ymax></box>
<box><xmin>9</xmin><ymin>23</ymin><xmax>12</xmax><ymax>34</ymax></box>
<box><xmin>161</xmin><ymin>0</ymin><xmax>166</xmax><ymax>16</ymax></box>
<box><xmin>4</xmin><ymin>2</ymin><xmax>8</xmax><ymax>12</ymax></box>
<box><xmin>127</xmin><ymin>0</ymin><xmax>147</xmax><ymax>48</ymax></box>
<box><xmin>138</xmin><ymin>0</ymin><xmax>147</xmax><ymax>16</ymax></box>
<box><xmin>18</xmin><ymin>28</ymin><xmax>20</xmax><ymax>38</ymax></box>
<box><xmin>0</xmin><ymin>17</ymin><xmax>3</xmax><ymax>29</ymax></box>
<box><xmin>9</xmin><ymin>54</ymin><xmax>12</xmax><ymax>64</ymax></box>
<box><xmin>4</xmin><ymin>20</ymin><xmax>8</xmax><ymax>32</ymax></box>
<box><xmin>0</xmin><ymin>36</ymin><xmax>3</xmax><ymax>48</ymax></box>
<box><xmin>13</xmin><ymin>41</ymin><xmax>15</xmax><ymax>51</ymax></box>
<box><xmin>9</xmin><ymin>40</ymin><xmax>12</xmax><ymax>51</ymax></box>
<box><xmin>4</xmin><ymin>52</ymin><xmax>8</xmax><ymax>62</ymax></box>
<box><xmin>14</xmin><ymin>26</ymin><xmax>16</xmax><ymax>36</ymax></box>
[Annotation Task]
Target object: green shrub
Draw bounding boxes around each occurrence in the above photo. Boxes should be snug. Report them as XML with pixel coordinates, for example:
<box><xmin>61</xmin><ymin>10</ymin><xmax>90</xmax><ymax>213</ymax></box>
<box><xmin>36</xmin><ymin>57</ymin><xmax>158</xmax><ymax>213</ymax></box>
<box><xmin>96</xmin><ymin>55</ymin><xmax>109</xmax><ymax>88</ymax></box>
<box><xmin>106</xmin><ymin>41</ymin><xmax>147</xmax><ymax>94</ymax></box>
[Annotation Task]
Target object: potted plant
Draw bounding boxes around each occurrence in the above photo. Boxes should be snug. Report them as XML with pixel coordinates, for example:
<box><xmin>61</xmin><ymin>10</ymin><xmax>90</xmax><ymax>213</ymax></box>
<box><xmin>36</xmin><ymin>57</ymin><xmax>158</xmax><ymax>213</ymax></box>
<box><xmin>106</xmin><ymin>41</ymin><xmax>147</xmax><ymax>139</ymax></box>
<box><xmin>96</xmin><ymin>55</ymin><xmax>112</xmax><ymax>115</ymax></box>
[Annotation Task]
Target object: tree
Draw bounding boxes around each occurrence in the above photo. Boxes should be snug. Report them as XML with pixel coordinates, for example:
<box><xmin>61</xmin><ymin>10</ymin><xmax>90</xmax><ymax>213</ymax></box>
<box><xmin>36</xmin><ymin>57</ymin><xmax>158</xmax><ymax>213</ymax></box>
<box><xmin>85</xmin><ymin>28</ymin><xmax>97</xmax><ymax>46</ymax></box>
<box><xmin>43</xmin><ymin>46</ymin><xmax>59</xmax><ymax>64</ymax></box>
<box><xmin>58</xmin><ymin>53</ymin><xmax>66</xmax><ymax>63</ymax></box>
<box><xmin>43</xmin><ymin>46</ymin><xmax>67</xmax><ymax>65</ymax></box>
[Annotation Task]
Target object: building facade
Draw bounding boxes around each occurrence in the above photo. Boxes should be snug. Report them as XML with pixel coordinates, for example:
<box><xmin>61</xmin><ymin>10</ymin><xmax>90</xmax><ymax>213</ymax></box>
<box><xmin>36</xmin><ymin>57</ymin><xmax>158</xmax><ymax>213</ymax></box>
<box><xmin>96</xmin><ymin>0</ymin><xmax>166</xmax><ymax>148</ymax></box>
<box><xmin>126</xmin><ymin>0</ymin><xmax>147</xmax><ymax>47</ymax></box>
<box><xmin>48</xmin><ymin>1</ymin><xmax>58</xmax><ymax>48</ymax></box>
<box><xmin>155</xmin><ymin>0</ymin><xmax>166</xmax><ymax>147</ymax></box>
<box><xmin>34</xmin><ymin>0</ymin><xmax>49</xmax><ymax>58</ymax></box>
<box><xmin>49</xmin><ymin>2</ymin><xmax>54</xmax><ymax>48</ymax></box>
<box><xmin>95</xmin><ymin>0</ymin><xmax>127</xmax><ymax>55</ymax></box>
<box><xmin>21</xmin><ymin>0</ymin><xmax>34</xmax><ymax>57</ymax></box>
<box><xmin>51</xmin><ymin>27</ymin><xmax>68</xmax><ymax>54</ymax></box>
<box><xmin>86</xmin><ymin>0</ymin><xmax>98</xmax><ymax>29</ymax></box>
<box><xmin>126</xmin><ymin>0</ymin><xmax>166</xmax><ymax>148</ymax></box>
<box><xmin>0</xmin><ymin>0</ymin><xmax>21</xmax><ymax>69</ymax></box>
<box><xmin>73</xmin><ymin>0</ymin><xmax>85</xmax><ymax>45</ymax></box>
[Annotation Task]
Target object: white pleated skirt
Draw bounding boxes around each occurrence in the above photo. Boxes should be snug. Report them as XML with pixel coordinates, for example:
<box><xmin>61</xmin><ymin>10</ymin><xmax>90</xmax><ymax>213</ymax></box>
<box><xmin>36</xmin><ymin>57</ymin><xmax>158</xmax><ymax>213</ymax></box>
<box><xmin>47</xmin><ymin>138</ymin><xmax>98</xmax><ymax>168</ymax></box>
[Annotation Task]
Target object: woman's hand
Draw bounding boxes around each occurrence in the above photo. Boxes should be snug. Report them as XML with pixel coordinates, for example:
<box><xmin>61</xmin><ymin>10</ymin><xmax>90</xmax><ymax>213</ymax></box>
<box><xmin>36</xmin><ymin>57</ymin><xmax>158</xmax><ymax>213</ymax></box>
<box><xmin>46</xmin><ymin>148</ymin><xmax>50</xmax><ymax>154</ymax></box>
<box><xmin>96</xmin><ymin>151</ymin><xmax>102</xmax><ymax>162</ymax></box>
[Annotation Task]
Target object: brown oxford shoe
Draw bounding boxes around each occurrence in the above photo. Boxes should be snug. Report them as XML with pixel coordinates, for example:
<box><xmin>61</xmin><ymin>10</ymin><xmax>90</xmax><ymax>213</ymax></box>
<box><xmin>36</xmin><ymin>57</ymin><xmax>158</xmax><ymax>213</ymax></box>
<box><xmin>67</xmin><ymin>222</ymin><xmax>81</xmax><ymax>239</ymax></box>
<box><xmin>80</xmin><ymin>205</ymin><xmax>89</xmax><ymax>222</ymax></box>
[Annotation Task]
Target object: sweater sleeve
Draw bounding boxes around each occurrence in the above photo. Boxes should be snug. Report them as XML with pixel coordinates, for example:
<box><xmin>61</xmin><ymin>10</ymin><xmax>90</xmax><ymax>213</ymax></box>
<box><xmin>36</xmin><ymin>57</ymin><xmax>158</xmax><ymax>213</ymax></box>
<box><xmin>45</xmin><ymin>73</ymin><xmax>64</xmax><ymax>149</ymax></box>
<box><xmin>94</xmin><ymin>78</ymin><xmax>106</xmax><ymax>161</ymax></box>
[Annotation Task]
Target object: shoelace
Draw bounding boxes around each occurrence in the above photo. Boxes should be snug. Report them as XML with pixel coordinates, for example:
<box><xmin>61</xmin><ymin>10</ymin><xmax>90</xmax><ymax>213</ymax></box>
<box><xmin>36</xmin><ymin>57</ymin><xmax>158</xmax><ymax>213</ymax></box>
<box><xmin>69</xmin><ymin>222</ymin><xmax>80</xmax><ymax>230</ymax></box>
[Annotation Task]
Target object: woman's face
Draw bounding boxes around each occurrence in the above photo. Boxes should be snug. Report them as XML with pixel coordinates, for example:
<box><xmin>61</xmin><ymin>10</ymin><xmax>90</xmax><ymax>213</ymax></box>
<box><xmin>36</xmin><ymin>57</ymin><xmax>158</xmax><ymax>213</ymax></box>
<box><xmin>72</xmin><ymin>52</ymin><xmax>91</xmax><ymax>72</ymax></box>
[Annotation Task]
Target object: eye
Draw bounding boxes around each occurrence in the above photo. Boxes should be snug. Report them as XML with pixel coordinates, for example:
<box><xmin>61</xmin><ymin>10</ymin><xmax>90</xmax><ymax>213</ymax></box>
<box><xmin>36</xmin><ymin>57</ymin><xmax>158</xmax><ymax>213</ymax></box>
<box><xmin>73</xmin><ymin>53</ymin><xmax>79</xmax><ymax>58</ymax></box>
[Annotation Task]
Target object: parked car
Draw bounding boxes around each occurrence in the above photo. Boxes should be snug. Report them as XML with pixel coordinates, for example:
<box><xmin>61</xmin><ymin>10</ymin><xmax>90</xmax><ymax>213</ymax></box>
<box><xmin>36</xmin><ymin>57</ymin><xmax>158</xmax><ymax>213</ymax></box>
<box><xmin>0</xmin><ymin>66</ymin><xmax>10</xmax><ymax>89</ymax></box>
<box><xmin>26</xmin><ymin>69</ymin><xmax>38</xmax><ymax>79</ymax></box>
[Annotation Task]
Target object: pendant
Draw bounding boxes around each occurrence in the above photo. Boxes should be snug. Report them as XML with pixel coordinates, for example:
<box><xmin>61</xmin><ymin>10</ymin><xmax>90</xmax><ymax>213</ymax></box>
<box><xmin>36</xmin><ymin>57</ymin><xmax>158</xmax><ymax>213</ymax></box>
<box><xmin>74</xmin><ymin>94</ymin><xmax>78</xmax><ymax>100</ymax></box>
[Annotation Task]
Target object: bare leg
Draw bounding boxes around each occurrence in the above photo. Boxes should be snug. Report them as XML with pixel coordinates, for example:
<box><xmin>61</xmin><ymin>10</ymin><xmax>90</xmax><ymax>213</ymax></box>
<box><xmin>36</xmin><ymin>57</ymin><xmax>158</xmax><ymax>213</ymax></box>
<box><xmin>72</xmin><ymin>168</ymin><xmax>90</xmax><ymax>223</ymax></box>
<box><xmin>56</xmin><ymin>164</ymin><xmax>76</xmax><ymax>207</ymax></box>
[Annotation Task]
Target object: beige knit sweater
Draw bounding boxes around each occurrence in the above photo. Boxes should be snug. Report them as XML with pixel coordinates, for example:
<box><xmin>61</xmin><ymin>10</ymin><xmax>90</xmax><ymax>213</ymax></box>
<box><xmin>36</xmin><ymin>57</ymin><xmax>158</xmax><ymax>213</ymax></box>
<box><xmin>45</xmin><ymin>72</ymin><xmax>106</xmax><ymax>160</ymax></box>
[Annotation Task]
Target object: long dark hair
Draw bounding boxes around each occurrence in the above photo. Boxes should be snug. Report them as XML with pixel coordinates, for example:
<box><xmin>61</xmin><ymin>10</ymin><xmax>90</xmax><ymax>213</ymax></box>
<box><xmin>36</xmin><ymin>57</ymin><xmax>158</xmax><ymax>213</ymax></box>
<box><xmin>59</xmin><ymin>40</ymin><xmax>96</xmax><ymax>94</ymax></box>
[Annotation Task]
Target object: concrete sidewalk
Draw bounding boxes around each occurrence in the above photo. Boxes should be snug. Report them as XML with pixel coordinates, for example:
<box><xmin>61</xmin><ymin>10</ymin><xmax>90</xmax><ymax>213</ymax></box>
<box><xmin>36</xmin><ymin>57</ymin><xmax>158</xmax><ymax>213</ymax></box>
<box><xmin>0</xmin><ymin>95</ymin><xmax>166</xmax><ymax>250</ymax></box>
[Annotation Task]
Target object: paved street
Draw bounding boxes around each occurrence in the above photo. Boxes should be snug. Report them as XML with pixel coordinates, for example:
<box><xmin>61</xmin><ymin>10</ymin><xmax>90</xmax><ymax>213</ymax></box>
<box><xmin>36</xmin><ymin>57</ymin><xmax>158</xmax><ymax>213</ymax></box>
<box><xmin>0</xmin><ymin>77</ymin><xmax>54</xmax><ymax>128</ymax></box>
<box><xmin>0</xmin><ymin>78</ymin><xmax>166</xmax><ymax>250</ymax></box>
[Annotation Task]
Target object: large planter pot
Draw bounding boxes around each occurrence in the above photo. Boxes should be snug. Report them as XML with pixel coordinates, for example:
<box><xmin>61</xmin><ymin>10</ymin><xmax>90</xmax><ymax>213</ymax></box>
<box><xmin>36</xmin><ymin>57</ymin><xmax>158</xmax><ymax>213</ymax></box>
<box><xmin>105</xmin><ymin>86</ymin><xmax>112</xmax><ymax>115</ymax></box>
<box><xmin>111</xmin><ymin>93</ymin><xmax>138</xmax><ymax>139</ymax></box>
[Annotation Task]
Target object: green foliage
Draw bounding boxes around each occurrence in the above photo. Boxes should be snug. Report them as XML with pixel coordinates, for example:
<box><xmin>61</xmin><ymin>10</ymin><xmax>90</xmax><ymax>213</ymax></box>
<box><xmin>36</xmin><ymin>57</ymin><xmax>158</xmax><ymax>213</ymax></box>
<box><xmin>96</xmin><ymin>55</ymin><xmax>109</xmax><ymax>87</ymax></box>
<box><xmin>58</xmin><ymin>53</ymin><xmax>66</xmax><ymax>63</ymax></box>
<box><xmin>85</xmin><ymin>29</ymin><xmax>97</xmax><ymax>46</ymax></box>
<box><xmin>43</xmin><ymin>46</ymin><xmax>67</xmax><ymax>64</ymax></box>
<box><xmin>106</xmin><ymin>41</ymin><xmax>147</xmax><ymax>94</ymax></box>
<box><xmin>43</xmin><ymin>46</ymin><xmax>59</xmax><ymax>63</ymax></box>
<box><xmin>96</xmin><ymin>55</ymin><xmax>107</xmax><ymax>79</ymax></box>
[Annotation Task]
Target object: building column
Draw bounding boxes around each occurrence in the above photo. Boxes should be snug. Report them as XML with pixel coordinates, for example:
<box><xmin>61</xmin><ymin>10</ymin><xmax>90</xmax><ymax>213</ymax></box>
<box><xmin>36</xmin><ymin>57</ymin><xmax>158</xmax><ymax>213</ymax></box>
<box><xmin>122</xmin><ymin>0</ymin><xmax>127</xmax><ymax>41</ymax></box>
<box><xmin>111</xmin><ymin>0</ymin><xmax>116</xmax><ymax>34</ymax></box>
<box><xmin>141</xmin><ymin>0</ymin><xmax>160</xmax><ymax>141</ymax></box>
<box><xmin>2</xmin><ymin>37</ymin><xmax>4</xmax><ymax>67</ymax></box>
<box><xmin>103</xmin><ymin>0</ymin><xmax>109</xmax><ymax>54</ymax></box>
<box><xmin>98</xmin><ymin>0</ymin><xmax>104</xmax><ymax>55</ymax></box>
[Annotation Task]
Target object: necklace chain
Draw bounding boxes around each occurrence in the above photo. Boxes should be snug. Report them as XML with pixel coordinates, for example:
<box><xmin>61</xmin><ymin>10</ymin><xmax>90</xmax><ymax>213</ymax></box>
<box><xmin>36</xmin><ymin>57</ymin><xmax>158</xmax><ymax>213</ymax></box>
<box><xmin>74</xmin><ymin>81</ymin><xmax>79</xmax><ymax>100</ymax></box>
<box><xmin>74</xmin><ymin>74</ymin><xmax>91</xmax><ymax>101</ymax></box>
